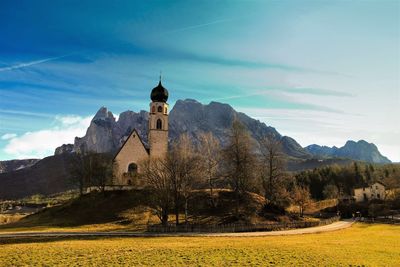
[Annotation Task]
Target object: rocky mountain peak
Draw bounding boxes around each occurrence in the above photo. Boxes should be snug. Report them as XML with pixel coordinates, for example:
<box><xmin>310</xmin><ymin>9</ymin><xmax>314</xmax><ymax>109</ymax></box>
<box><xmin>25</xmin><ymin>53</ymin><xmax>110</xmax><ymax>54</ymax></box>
<box><xmin>64</xmin><ymin>99</ymin><xmax>311</xmax><ymax>159</ymax></box>
<box><xmin>93</xmin><ymin>106</ymin><xmax>115</xmax><ymax>122</ymax></box>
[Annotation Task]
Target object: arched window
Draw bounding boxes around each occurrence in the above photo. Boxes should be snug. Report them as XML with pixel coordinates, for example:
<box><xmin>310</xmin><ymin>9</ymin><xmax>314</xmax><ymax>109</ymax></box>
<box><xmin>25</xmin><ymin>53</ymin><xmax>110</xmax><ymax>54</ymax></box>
<box><xmin>128</xmin><ymin>163</ymin><xmax>138</xmax><ymax>175</ymax></box>
<box><xmin>164</xmin><ymin>107</ymin><xmax>167</xmax><ymax>113</ymax></box>
<box><xmin>152</xmin><ymin>106</ymin><xmax>155</xmax><ymax>113</ymax></box>
<box><xmin>157</xmin><ymin>106</ymin><xmax>162</xmax><ymax>112</ymax></box>
<box><xmin>156</xmin><ymin>119</ymin><xmax>162</xmax><ymax>129</ymax></box>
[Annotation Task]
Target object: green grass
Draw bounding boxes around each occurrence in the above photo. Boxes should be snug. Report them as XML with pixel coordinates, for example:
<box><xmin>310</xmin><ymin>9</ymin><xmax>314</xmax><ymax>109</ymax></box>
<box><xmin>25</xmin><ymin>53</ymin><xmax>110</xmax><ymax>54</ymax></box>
<box><xmin>0</xmin><ymin>223</ymin><xmax>399</xmax><ymax>266</ymax></box>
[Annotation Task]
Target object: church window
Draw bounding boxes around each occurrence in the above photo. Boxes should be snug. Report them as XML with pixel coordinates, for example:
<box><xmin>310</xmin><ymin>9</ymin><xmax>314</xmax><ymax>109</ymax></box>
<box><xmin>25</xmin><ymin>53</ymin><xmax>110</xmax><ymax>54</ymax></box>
<box><xmin>158</xmin><ymin>106</ymin><xmax>162</xmax><ymax>112</ymax></box>
<box><xmin>156</xmin><ymin>119</ymin><xmax>162</xmax><ymax>129</ymax></box>
<box><xmin>164</xmin><ymin>107</ymin><xmax>167</xmax><ymax>113</ymax></box>
<box><xmin>152</xmin><ymin>106</ymin><xmax>156</xmax><ymax>113</ymax></box>
<box><xmin>128</xmin><ymin>163</ymin><xmax>138</xmax><ymax>175</ymax></box>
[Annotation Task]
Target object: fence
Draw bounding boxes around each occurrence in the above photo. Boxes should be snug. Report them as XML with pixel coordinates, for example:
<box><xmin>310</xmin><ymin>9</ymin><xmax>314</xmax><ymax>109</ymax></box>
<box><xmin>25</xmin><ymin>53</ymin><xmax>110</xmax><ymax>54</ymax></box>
<box><xmin>147</xmin><ymin>216</ymin><xmax>340</xmax><ymax>233</ymax></box>
<box><xmin>85</xmin><ymin>185</ymin><xmax>135</xmax><ymax>193</ymax></box>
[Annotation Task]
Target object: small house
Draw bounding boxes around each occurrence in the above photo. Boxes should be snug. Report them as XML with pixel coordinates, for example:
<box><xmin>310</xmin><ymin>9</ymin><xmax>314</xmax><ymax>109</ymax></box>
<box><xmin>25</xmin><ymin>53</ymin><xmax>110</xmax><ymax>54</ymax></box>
<box><xmin>353</xmin><ymin>182</ymin><xmax>386</xmax><ymax>202</ymax></box>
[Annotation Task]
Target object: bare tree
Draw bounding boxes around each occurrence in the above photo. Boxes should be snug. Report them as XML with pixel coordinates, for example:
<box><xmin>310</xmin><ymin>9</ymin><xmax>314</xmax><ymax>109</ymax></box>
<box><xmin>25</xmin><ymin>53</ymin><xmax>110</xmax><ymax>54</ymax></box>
<box><xmin>69</xmin><ymin>152</ymin><xmax>90</xmax><ymax>196</ymax></box>
<box><xmin>164</xmin><ymin>134</ymin><xmax>201</xmax><ymax>225</ymax></box>
<box><xmin>291</xmin><ymin>185</ymin><xmax>311</xmax><ymax>217</ymax></box>
<box><xmin>173</xmin><ymin>133</ymin><xmax>200</xmax><ymax>224</ymax></box>
<box><xmin>164</xmin><ymin>146</ymin><xmax>182</xmax><ymax>226</ymax></box>
<box><xmin>222</xmin><ymin>119</ymin><xmax>258</xmax><ymax>214</ymax></box>
<box><xmin>69</xmin><ymin>152</ymin><xmax>113</xmax><ymax>195</ymax></box>
<box><xmin>259</xmin><ymin>133</ymin><xmax>286</xmax><ymax>205</ymax></box>
<box><xmin>141</xmin><ymin>158</ymin><xmax>172</xmax><ymax>226</ymax></box>
<box><xmin>89</xmin><ymin>153</ymin><xmax>114</xmax><ymax>193</ymax></box>
<box><xmin>198</xmin><ymin>132</ymin><xmax>222</xmax><ymax>206</ymax></box>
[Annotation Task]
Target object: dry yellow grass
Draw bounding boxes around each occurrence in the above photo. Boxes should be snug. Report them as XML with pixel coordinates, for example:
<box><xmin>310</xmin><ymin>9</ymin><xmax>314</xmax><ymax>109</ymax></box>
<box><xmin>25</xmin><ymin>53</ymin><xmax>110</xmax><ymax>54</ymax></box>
<box><xmin>0</xmin><ymin>223</ymin><xmax>399</xmax><ymax>266</ymax></box>
<box><xmin>0</xmin><ymin>214</ymin><xmax>25</xmax><ymax>225</ymax></box>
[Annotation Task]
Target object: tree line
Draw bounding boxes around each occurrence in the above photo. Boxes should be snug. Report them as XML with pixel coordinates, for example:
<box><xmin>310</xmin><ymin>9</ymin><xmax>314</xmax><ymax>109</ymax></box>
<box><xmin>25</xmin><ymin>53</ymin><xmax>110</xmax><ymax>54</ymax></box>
<box><xmin>295</xmin><ymin>161</ymin><xmax>400</xmax><ymax>200</ymax></box>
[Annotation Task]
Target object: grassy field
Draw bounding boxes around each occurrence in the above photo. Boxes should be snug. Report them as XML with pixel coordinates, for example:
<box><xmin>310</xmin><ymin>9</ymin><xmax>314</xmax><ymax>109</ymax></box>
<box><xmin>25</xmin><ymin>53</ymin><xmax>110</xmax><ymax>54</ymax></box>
<box><xmin>0</xmin><ymin>223</ymin><xmax>398</xmax><ymax>266</ymax></box>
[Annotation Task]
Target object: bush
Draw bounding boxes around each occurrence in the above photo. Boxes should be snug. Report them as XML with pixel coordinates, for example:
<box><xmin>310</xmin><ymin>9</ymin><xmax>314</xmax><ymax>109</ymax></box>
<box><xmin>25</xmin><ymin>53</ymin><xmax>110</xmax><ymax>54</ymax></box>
<box><xmin>261</xmin><ymin>202</ymin><xmax>286</xmax><ymax>217</ymax></box>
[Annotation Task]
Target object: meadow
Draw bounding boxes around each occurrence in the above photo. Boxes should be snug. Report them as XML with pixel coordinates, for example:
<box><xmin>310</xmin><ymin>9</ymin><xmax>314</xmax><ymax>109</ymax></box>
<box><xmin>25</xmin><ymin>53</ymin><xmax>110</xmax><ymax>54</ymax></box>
<box><xmin>0</xmin><ymin>223</ymin><xmax>399</xmax><ymax>266</ymax></box>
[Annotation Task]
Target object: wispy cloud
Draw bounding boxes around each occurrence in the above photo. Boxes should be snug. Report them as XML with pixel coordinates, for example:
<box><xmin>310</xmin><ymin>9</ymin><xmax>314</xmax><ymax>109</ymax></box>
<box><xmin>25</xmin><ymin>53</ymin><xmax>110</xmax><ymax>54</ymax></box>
<box><xmin>153</xmin><ymin>48</ymin><xmax>351</xmax><ymax>75</ymax></box>
<box><xmin>162</xmin><ymin>49</ymin><xmax>310</xmax><ymax>71</ymax></box>
<box><xmin>0</xmin><ymin>54</ymin><xmax>71</xmax><ymax>73</ymax></box>
<box><xmin>0</xmin><ymin>109</ymin><xmax>55</xmax><ymax>118</ymax></box>
<box><xmin>285</xmin><ymin>87</ymin><xmax>354</xmax><ymax>97</ymax></box>
<box><xmin>213</xmin><ymin>86</ymin><xmax>353</xmax><ymax>102</ymax></box>
<box><xmin>160</xmin><ymin>19</ymin><xmax>233</xmax><ymax>36</ymax></box>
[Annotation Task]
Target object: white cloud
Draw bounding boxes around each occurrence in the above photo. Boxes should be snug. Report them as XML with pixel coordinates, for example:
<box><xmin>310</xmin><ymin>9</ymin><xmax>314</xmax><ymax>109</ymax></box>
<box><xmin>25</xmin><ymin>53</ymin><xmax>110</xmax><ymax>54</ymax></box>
<box><xmin>3</xmin><ymin>115</ymin><xmax>92</xmax><ymax>159</ymax></box>
<box><xmin>55</xmin><ymin>115</ymin><xmax>88</xmax><ymax>125</ymax></box>
<box><xmin>1</xmin><ymin>133</ymin><xmax>17</xmax><ymax>140</ymax></box>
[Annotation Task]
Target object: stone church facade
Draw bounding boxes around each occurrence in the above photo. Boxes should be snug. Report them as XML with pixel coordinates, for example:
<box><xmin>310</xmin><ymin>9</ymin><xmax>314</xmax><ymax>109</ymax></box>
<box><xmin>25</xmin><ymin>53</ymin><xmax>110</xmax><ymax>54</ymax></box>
<box><xmin>113</xmin><ymin>80</ymin><xmax>169</xmax><ymax>185</ymax></box>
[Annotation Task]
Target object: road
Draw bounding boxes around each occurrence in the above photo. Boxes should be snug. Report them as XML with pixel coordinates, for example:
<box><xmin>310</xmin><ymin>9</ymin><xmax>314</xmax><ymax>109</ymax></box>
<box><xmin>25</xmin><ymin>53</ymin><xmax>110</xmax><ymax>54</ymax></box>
<box><xmin>0</xmin><ymin>220</ymin><xmax>354</xmax><ymax>238</ymax></box>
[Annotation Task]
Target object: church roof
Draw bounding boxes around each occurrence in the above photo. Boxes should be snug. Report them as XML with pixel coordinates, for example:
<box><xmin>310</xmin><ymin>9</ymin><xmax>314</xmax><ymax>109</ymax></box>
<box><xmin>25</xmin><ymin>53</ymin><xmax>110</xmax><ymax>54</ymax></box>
<box><xmin>151</xmin><ymin>81</ymin><xmax>169</xmax><ymax>102</ymax></box>
<box><xmin>113</xmin><ymin>129</ymin><xmax>149</xmax><ymax>160</ymax></box>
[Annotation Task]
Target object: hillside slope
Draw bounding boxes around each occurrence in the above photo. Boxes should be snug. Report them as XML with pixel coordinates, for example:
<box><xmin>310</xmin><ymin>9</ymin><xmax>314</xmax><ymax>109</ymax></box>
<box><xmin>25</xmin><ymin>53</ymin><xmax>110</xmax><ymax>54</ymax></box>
<box><xmin>0</xmin><ymin>154</ymin><xmax>75</xmax><ymax>200</ymax></box>
<box><xmin>0</xmin><ymin>190</ymin><xmax>268</xmax><ymax>230</ymax></box>
<box><xmin>0</xmin><ymin>159</ymin><xmax>40</xmax><ymax>174</ymax></box>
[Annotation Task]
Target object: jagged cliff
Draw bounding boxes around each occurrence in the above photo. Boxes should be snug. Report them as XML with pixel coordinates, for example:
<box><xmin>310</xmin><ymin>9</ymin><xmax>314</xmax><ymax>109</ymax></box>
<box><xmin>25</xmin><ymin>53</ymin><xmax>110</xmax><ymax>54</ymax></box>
<box><xmin>56</xmin><ymin>99</ymin><xmax>311</xmax><ymax>159</ymax></box>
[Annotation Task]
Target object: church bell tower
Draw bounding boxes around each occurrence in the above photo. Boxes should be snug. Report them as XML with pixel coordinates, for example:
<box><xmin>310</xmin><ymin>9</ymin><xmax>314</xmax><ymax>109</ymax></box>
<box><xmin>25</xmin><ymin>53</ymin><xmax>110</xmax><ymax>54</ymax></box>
<box><xmin>148</xmin><ymin>78</ymin><xmax>169</xmax><ymax>158</ymax></box>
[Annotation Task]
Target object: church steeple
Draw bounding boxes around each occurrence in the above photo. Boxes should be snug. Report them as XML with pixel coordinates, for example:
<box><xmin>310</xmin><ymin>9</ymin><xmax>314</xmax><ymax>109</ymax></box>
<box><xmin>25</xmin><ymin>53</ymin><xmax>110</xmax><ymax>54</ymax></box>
<box><xmin>148</xmin><ymin>77</ymin><xmax>169</xmax><ymax>158</ymax></box>
<box><xmin>150</xmin><ymin>76</ymin><xmax>169</xmax><ymax>103</ymax></box>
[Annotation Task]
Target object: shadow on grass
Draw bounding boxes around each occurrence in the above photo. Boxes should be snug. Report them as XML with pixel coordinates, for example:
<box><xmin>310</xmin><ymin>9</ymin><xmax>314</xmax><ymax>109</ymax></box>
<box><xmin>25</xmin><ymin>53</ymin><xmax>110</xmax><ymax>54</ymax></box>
<box><xmin>0</xmin><ymin>236</ymin><xmax>119</xmax><ymax>245</ymax></box>
<box><xmin>0</xmin><ymin>190</ymin><xmax>153</xmax><ymax>230</ymax></box>
<box><xmin>0</xmin><ymin>234</ymin><xmax>168</xmax><ymax>245</ymax></box>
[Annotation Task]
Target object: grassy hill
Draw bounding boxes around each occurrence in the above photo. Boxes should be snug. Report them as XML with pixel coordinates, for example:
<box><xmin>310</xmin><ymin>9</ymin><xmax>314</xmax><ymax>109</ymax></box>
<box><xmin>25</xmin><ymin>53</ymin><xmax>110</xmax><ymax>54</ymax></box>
<box><xmin>1</xmin><ymin>189</ymin><xmax>285</xmax><ymax>232</ymax></box>
<box><xmin>0</xmin><ymin>154</ymin><xmax>76</xmax><ymax>200</ymax></box>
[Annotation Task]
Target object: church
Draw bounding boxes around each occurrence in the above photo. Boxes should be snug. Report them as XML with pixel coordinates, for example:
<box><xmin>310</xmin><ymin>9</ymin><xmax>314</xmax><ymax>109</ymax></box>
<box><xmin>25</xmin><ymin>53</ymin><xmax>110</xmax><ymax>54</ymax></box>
<box><xmin>113</xmin><ymin>79</ymin><xmax>169</xmax><ymax>186</ymax></box>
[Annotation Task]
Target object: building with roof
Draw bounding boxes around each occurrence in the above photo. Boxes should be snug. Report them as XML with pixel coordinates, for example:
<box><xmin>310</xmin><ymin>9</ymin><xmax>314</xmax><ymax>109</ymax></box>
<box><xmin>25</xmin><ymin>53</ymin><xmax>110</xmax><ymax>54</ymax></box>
<box><xmin>113</xmin><ymin>79</ymin><xmax>169</xmax><ymax>185</ymax></box>
<box><xmin>353</xmin><ymin>181</ymin><xmax>386</xmax><ymax>202</ymax></box>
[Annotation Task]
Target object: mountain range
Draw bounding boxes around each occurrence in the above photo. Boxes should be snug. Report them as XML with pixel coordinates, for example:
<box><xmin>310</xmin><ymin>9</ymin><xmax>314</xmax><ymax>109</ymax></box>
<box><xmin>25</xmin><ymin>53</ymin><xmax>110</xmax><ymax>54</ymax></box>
<box><xmin>57</xmin><ymin>99</ymin><xmax>312</xmax><ymax>159</ymax></box>
<box><xmin>57</xmin><ymin>99</ymin><xmax>390</xmax><ymax>164</ymax></box>
<box><xmin>305</xmin><ymin>141</ymin><xmax>390</xmax><ymax>164</ymax></box>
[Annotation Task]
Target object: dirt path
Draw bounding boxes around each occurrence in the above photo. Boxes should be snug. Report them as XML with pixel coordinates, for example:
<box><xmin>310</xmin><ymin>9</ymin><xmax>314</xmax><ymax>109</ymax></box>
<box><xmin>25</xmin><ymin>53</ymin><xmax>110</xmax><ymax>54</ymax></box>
<box><xmin>203</xmin><ymin>220</ymin><xmax>354</xmax><ymax>237</ymax></box>
<box><xmin>0</xmin><ymin>220</ymin><xmax>354</xmax><ymax>239</ymax></box>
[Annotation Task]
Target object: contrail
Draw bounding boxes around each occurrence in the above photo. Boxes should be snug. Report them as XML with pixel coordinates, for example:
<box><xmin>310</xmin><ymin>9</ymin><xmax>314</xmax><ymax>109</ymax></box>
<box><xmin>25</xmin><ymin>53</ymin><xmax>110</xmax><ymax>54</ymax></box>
<box><xmin>0</xmin><ymin>109</ymin><xmax>55</xmax><ymax>118</ymax></box>
<box><xmin>0</xmin><ymin>54</ymin><xmax>71</xmax><ymax>73</ymax></box>
<box><xmin>160</xmin><ymin>19</ymin><xmax>232</xmax><ymax>36</ymax></box>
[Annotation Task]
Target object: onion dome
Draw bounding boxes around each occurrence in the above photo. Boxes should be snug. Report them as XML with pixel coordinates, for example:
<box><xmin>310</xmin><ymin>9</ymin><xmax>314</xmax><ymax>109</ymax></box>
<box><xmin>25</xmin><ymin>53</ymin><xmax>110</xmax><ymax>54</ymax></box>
<box><xmin>150</xmin><ymin>81</ymin><xmax>169</xmax><ymax>102</ymax></box>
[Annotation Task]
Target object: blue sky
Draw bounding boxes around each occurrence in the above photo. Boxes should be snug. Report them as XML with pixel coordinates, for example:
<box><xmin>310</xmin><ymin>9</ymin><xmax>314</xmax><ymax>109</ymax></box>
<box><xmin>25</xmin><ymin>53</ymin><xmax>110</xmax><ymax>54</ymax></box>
<box><xmin>0</xmin><ymin>0</ymin><xmax>399</xmax><ymax>161</ymax></box>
